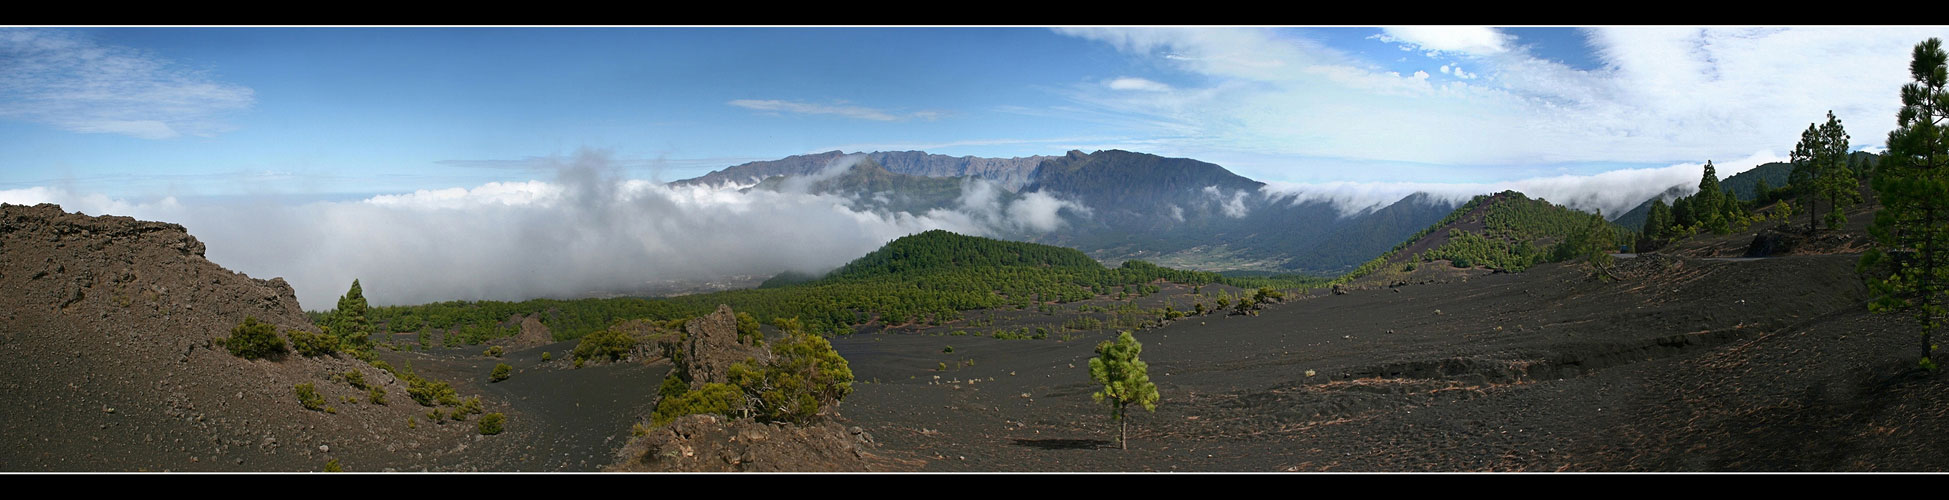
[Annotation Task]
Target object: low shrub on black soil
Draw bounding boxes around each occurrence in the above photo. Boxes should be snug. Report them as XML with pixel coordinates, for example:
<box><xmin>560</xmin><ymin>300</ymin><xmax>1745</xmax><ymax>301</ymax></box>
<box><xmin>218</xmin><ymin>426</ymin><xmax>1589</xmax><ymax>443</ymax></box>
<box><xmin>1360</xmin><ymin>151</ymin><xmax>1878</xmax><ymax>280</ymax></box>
<box><xmin>478</xmin><ymin>413</ymin><xmax>505</xmax><ymax>435</ymax></box>
<box><xmin>222</xmin><ymin>316</ymin><xmax>287</xmax><ymax>360</ymax></box>
<box><xmin>295</xmin><ymin>383</ymin><xmax>325</xmax><ymax>411</ymax></box>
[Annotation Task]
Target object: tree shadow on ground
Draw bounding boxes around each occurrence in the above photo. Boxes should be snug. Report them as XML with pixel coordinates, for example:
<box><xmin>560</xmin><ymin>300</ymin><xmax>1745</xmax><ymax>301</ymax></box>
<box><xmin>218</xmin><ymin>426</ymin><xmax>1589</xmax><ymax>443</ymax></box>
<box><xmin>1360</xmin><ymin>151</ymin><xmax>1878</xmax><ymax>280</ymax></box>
<box><xmin>1011</xmin><ymin>438</ymin><xmax>1112</xmax><ymax>450</ymax></box>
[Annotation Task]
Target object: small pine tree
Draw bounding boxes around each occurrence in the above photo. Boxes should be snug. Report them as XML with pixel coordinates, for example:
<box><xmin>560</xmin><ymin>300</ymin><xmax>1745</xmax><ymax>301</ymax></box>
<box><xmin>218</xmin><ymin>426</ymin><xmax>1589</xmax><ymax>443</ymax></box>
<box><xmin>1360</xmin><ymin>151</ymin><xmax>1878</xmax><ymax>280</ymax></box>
<box><xmin>490</xmin><ymin>363</ymin><xmax>512</xmax><ymax>383</ymax></box>
<box><xmin>1088</xmin><ymin>331</ymin><xmax>1160</xmax><ymax>450</ymax></box>
<box><xmin>330</xmin><ymin>280</ymin><xmax>373</xmax><ymax>352</ymax></box>
<box><xmin>1816</xmin><ymin>111</ymin><xmax>1862</xmax><ymax>230</ymax></box>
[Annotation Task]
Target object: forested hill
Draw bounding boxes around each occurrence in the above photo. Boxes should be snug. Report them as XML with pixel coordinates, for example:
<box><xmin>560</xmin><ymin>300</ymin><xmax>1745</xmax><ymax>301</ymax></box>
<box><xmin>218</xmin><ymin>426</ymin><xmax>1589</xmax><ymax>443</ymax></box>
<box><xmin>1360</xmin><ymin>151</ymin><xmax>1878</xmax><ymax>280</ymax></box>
<box><xmin>358</xmin><ymin>230</ymin><xmax>1323</xmax><ymax>340</ymax></box>
<box><xmin>824</xmin><ymin>229</ymin><xmax>1103</xmax><ymax>281</ymax></box>
<box><xmin>1334</xmin><ymin>191</ymin><xmax>1623</xmax><ymax>284</ymax></box>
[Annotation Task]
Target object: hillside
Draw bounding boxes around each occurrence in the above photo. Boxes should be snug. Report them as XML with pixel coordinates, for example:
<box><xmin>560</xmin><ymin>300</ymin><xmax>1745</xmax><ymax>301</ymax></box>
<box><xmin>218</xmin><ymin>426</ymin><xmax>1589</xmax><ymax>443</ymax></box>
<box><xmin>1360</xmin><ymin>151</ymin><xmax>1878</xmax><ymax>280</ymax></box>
<box><xmin>1333</xmin><ymin>191</ymin><xmax>1620</xmax><ymax>287</ymax></box>
<box><xmin>0</xmin><ymin>204</ymin><xmax>532</xmax><ymax>471</ymax></box>
<box><xmin>1613</xmin><ymin>160</ymin><xmax>1853</xmax><ymax>231</ymax></box>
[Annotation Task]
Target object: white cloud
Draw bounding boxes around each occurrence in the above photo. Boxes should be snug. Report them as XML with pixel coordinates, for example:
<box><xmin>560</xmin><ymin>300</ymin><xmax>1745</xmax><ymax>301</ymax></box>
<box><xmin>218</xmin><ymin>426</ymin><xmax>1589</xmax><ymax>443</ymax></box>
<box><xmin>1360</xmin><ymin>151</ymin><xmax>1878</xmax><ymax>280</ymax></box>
<box><xmin>3</xmin><ymin>150</ymin><xmax>1102</xmax><ymax>308</ymax></box>
<box><xmin>1202</xmin><ymin>185</ymin><xmax>1250</xmax><ymax>218</ymax></box>
<box><xmin>1108</xmin><ymin>77</ymin><xmax>1172</xmax><ymax>92</ymax></box>
<box><xmin>1376</xmin><ymin>27</ymin><xmax>1512</xmax><ymax>57</ymax></box>
<box><xmin>1052</xmin><ymin>26</ymin><xmax>1949</xmax><ymax>175</ymax></box>
<box><xmin>1262</xmin><ymin>150</ymin><xmax>1788</xmax><ymax>218</ymax></box>
<box><xmin>0</xmin><ymin>28</ymin><xmax>254</xmax><ymax>139</ymax></box>
<box><xmin>728</xmin><ymin>99</ymin><xmax>941</xmax><ymax>122</ymax></box>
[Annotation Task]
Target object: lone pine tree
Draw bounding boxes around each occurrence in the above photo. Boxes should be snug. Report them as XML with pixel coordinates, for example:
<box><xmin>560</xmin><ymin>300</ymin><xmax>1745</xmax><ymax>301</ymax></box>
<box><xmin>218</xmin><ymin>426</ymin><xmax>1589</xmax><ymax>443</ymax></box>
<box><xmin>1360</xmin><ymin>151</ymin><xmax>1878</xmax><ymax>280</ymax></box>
<box><xmin>1862</xmin><ymin>38</ymin><xmax>1949</xmax><ymax>370</ymax></box>
<box><xmin>1089</xmin><ymin>331</ymin><xmax>1159</xmax><ymax>450</ymax></box>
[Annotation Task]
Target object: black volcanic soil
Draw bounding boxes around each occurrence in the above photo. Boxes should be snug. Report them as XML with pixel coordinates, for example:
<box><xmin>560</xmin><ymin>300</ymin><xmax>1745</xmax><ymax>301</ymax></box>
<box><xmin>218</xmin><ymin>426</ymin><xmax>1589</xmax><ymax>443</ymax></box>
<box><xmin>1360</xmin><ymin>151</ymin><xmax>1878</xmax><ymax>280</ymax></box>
<box><xmin>8</xmin><ymin>202</ymin><xmax>1944</xmax><ymax>472</ymax></box>
<box><xmin>832</xmin><ymin>252</ymin><xmax>1948</xmax><ymax>471</ymax></box>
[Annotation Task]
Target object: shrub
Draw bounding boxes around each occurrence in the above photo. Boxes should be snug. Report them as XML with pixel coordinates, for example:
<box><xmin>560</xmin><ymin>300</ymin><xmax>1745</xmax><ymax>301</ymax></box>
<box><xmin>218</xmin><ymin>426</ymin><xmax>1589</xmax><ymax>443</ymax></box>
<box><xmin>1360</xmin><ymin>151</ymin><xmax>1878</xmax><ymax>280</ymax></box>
<box><xmin>289</xmin><ymin>328</ymin><xmax>337</xmax><ymax>357</ymax></box>
<box><xmin>735</xmin><ymin>311</ymin><xmax>763</xmax><ymax>345</ymax></box>
<box><xmin>324</xmin><ymin>459</ymin><xmax>343</xmax><ymax>472</ymax></box>
<box><xmin>483</xmin><ymin>345</ymin><xmax>504</xmax><ymax>358</ymax></box>
<box><xmin>223</xmin><ymin>317</ymin><xmax>287</xmax><ymax>360</ymax></box>
<box><xmin>478</xmin><ymin>413</ymin><xmax>505</xmax><ymax>435</ymax></box>
<box><xmin>368</xmin><ymin>386</ymin><xmax>387</xmax><ymax>405</ymax></box>
<box><xmin>341</xmin><ymin>370</ymin><xmax>369</xmax><ymax>390</ymax></box>
<box><xmin>541</xmin><ymin>351</ymin><xmax>552</xmax><ymax>362</ymax></box>
<box><xmin>727</xmin><ymin>331</ymin><xmax>854</xmax><ymax>425</ymax></box>
<box><xmin>571</xmin><ymin>327</ymin><xmax>636</xmax><ymax>364</ymax></box>
<box><xmin>651</xmin><ymin>382</ymin><xmax>744</xmax><ymax>426</ymax></box>
<box><xmin>451</xmin><ymin>396</ymin><xmax>483</xmax><ymax>420</ymax></box>
<box><xmin>657</xmin><ymin>373</ymin><xmax>689</xmax><ymax>401</ymax></box>
<box><xmin>490</xmin><ymin>363</ymin><xmax>512</xmax><ymax>383</ymax></box>
<box><xmin>295</xmin><ymin>383</ymin><xmax>324</xmax><ymax>411</ymax></box>
<box><xmin>402</xmin><ymin>370</ymin><xmax>458</xmax><ymax>407</ymax></box>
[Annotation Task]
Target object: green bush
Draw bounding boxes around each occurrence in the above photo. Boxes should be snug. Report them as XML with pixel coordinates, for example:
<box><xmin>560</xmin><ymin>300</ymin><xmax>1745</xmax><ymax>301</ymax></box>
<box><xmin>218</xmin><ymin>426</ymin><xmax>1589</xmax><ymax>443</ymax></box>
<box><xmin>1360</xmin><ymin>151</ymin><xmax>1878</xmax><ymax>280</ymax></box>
<box><xmin>341</xmin><ymin>370</ymin><xmax>369</xmax><ymax>390</ymax></box>
<box><xmin>324</xmin><ymin>459</ymin><xmax>343</xmax><ymax>472</ymax></box>
<box><xmin>223</xmin><ymin>317</ymin><xmax>287</xmax><ymax>360</ymax></box>
<box><xmin>726</xmin><ymin>331</ymin><xmax>854</xmax><ymax>425</ymax></box>
<box><xmin>483</xmin><ymin>345</ymin><xmax>504</xmax><ymax>358</ymax></box>
<box><xmin>401</xmin><ymin>369</ymin><xmax>458</xmax><ymax>407</ymax></box>
<box><xmin>368</xmin><ymin>386</ymin><xmax>387</xmax><ymax>405</ymax></box>
<box><xmin>651</xmin><ymin>382</ymin><xmax>744</xmax><ymax>426</ymax></box>
<box><xmin>657</xmin><ymin>373</ymin><xmax>689</xmax><ymax>401</ymax></box>
<box><xmin>289</xmin><ymin>328</ymin><xmax>337</xmax><ymax>357</ymax></box>
<box><xmin>490</xmin><ymin>363</ymin><xmax>512</xmax><ymax>383</ymax></box>
<box><xmin>478</xmin><ymin>413</ymin><xmax>505</xmax><ymax>435</ymax></box>
<box><xmin>450</xmin><ymin>396</ymin><xmax>483</xmax><ymax>420</ymax></box>
<box><xmin>295</xmin><ymin>383</ymin><xmax>324</xmax><ymax>411</ymax></box>
<box><xmin>735</xmin><ymin>311</ymin><xmax>763</xmax><ymax>345</ymax></box>
<box><xmin>541</xmin><ymin>351</ymin><xmax>552</xmax><ymax>362</ymax></box>
<box><xmin>571</xmin><ymin>327</ymin><xmax>636</xmax><ymax>363</ymax></box>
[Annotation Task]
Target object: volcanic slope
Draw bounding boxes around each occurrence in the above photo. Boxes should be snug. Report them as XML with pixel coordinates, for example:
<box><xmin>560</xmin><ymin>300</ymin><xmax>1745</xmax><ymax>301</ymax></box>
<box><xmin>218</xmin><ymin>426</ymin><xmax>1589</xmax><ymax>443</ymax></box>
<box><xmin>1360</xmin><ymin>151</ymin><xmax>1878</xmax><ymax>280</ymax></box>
<box><xmin>1331</xmin><ymin>190</ymin><xmax>1620</xmax><ymax>288</ymax></box>
<box><xmin>832</xmin><ymin>244</ymin><xmax>1941</xmax><ymax>471</ymax></box>
<box><xmin>0</xmin><ymin>204</ymin><xmax>571</xmax><ymax>472</ymax></box>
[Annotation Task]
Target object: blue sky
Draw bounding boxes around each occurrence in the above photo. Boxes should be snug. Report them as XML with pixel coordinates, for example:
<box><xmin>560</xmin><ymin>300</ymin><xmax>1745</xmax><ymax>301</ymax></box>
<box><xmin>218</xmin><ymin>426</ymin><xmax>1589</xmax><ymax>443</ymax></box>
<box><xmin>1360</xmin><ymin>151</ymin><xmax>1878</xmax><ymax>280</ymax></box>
<box><xmin>16</xmin><ymin>26</ymin><xmax>1927</xmax><ymax>200</ymax></box>
<box><xmin>7</xmin><ymin>26</ymin><xmax>1949</xmax><ymax>307</ymax></box>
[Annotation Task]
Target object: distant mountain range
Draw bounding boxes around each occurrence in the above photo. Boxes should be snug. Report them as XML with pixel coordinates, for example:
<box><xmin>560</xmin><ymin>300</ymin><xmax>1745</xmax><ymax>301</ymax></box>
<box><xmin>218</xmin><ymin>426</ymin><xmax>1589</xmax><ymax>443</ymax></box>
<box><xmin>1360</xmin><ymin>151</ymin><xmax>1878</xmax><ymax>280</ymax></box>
<box><xmin>677</xmin><ymin>149</ymin><xmax>1462</xmax><ymax>276</ymax></box>
<box><xmin>674</xmin><ymin>150</ymin><xmax>1054</xmax><ymax>191</ymax></box>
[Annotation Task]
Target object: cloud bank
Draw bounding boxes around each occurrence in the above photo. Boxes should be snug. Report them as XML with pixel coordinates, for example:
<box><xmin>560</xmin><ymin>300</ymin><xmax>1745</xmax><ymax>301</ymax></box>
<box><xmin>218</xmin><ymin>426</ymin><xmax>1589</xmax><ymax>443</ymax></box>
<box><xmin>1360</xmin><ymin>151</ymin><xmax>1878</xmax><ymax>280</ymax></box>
<box><xmin>1</xmin><ymin>150</ymin><xmax>1084</xmax><ymax>309</ymax></box>
<box><xmin>1262</xmin><ymin>150</ymin><xmax>1786</xmax><ymax>218</ymax></box>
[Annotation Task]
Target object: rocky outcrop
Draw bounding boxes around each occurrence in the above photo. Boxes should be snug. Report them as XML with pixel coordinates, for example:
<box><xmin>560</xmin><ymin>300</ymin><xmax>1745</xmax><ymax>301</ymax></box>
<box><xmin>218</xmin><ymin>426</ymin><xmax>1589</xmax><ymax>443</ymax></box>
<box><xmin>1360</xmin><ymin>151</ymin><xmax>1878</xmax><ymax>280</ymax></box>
<box><xmin>680</xmin><ymin>305</ymin><xmax>753</xmax><ymax>388</ymax></box>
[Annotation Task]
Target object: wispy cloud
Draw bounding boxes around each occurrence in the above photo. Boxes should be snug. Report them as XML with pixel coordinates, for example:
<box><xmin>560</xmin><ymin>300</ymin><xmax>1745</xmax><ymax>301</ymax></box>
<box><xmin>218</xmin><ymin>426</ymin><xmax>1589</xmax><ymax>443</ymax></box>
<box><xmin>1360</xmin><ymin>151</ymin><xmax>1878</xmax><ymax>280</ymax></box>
<box><xmin>1053</xmin><ymin>26</ymin><xmax>1949</xmax><ymax>174</ymax></box>
<box><xmin>0</xmin><ymin>29</ymin><xmax>254</xmax><ymax>139</ymax></box>
<box><xmin>1107</xmin><ymin>77</ymin><xmax>1172</xmax><ymax>92</ymax></box>
<box><xmin>728</xmin><ymin>98</ymin><xmax>942</xmax><ymax>122</ymax></box>
<box><xmin>1373</xmin><ymin>27</ymin><xmax>1513</xmax><ymax>57</ymax></box>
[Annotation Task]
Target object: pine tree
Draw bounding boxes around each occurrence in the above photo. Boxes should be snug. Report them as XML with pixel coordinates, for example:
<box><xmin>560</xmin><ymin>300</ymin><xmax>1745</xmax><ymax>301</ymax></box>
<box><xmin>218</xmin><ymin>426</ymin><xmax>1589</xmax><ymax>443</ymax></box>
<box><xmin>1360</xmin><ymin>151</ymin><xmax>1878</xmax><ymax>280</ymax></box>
<box><xmin>1698</xmin><ymin>161</ymin><xmax>1731</xmax><ymax>235</ymax></box>
<box><xmin>331</xmin><ymin>279</ymin><xmax>373</xmax><ymax>352</ymax></box>
<box><xmin>1861</xmin><ymin>38</ymin><xmax>1949</xmax><ymax>370</ymax></box>
<box><xmin>1089</xmin><ymin>331</ymin><xmax>1159</xmax><ymax>450</ymax></box>
<box><xmin>1792</xmin><ymin>123</ymin><xmax>1825</xmax><ymax>231</ymax></box>
<box><xmin>1646</xmin><ymin>199</ymin><xmax>1673</xmax><ymax>242</ymax></box>
<box><xmin>1816</xmin><ymin>111</ymin><xmax>1862</xmax><ymax>230</ymax></box>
